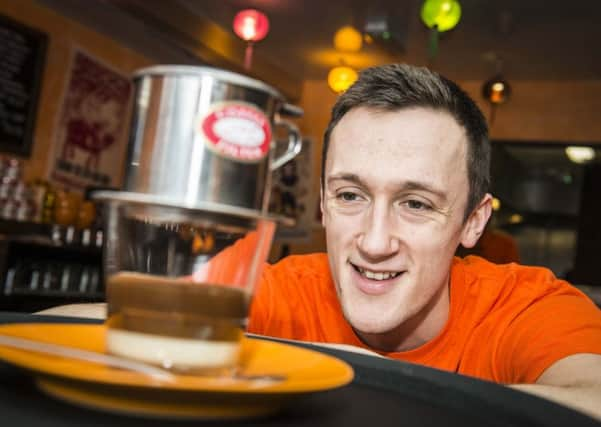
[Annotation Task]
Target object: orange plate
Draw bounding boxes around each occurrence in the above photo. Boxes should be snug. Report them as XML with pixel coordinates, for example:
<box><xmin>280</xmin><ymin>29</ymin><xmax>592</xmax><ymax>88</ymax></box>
<box><xmin>0</xmin><ymin>323</ymin><xmax>354</xmax><ymax>419</ymax></box>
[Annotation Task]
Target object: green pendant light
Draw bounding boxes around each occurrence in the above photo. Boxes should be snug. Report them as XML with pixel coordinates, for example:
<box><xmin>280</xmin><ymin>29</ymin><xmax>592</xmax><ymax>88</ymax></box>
<box><xmin>420</xmin><ymin>0</ymin><xmax>462</xmax><ymax>60</ymax></box>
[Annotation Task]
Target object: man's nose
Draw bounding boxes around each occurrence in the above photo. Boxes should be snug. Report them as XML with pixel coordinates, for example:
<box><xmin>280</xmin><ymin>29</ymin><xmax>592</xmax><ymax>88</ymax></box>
<box><xmin>356</xmin><ymin>201</ymin><xmax>400</xmax><ymax>260</ymax></box>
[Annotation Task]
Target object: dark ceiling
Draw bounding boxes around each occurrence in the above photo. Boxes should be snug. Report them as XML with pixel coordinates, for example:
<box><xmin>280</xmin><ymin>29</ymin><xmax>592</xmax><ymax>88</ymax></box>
<box><xmin>40</xmin><ymin>0</ymin><xmax>601</xmax><ymax>100</ymax></box>
<box><xmin>178</xmin><ymin>0</ymin><xmax>601</xmax><ymax>82</ymax></box>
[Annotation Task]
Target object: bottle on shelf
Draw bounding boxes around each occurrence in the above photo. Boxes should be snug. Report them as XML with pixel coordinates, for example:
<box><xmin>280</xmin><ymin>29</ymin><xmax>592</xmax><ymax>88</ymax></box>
<box><xmin>41</xmin><ymin>185</ymin><xmax>57</xmax><ymax>224</ymax></box>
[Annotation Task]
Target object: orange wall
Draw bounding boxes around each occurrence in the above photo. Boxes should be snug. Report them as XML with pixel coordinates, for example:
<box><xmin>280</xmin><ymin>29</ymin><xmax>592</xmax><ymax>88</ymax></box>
<box><xmin>0</xmin><ymin>0</ymin><xmax>152</xmax><ymax>184</ymax></box>
<box><xmin>462</xmin><ymin>80</ymin><xmax>601</xmax><ymax>142</ymax></box>
<box><xmin>299</xmin><ymin>79</ymin><xmax>601</xmax><ymax>147</ymax></box>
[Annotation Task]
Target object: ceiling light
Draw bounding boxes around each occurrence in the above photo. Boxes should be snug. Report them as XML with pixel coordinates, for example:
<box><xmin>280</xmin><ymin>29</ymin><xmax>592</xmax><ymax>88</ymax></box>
<box><xmin>233</xmin><ymin>9</ymin><xmax>269</xmax><ymax>42</ymax></box>
<box><xmin>565</xmin><ymin>146</ymin><xmax>595</xmax><ymax>164</ymax></box>
<box><xmin>492</xmin><ymin>82</ymin><xmax>504</xmax><ymax>92</ymax></box>
<box><xmin>482</xmin><ymin>76</ymin><xmax>511</xmax><ymax>104</ymax></box>
<box><xmin>420</xmin><ymin>0</ymin><xmax>461</xmax><ymax>59</ymax></box>
<box><xmin>421</xmin><ymin>0</ymin><xmax>462</xmax><ymax>32</ymax></box>
<box><xmin>509</xmin><ymin>214</ymin><xmax>523</xmax><ymax>224</ymax></box>
<box><xmin>491</xmin><ymin>197</ymin><xmax>501</xmax><ymax>211</ymax></box>
<box><xmin>232</xmin><ymin>9</ymin><xmax>270</xmax><ymax>70</ymax></box>
<box><xmin>333</xmin><ymin>26</ymin><xmax>363</xmax><ymax>52</ymax></box>
<box><xmin>327</xmin><ymin>66</ymin><xmax>358</xmax><ymax>94</ymax></box>
<box><xmin>482</xmin><ymin>74</ymin><xmax>512</xmax><ymax>125</ymax></box>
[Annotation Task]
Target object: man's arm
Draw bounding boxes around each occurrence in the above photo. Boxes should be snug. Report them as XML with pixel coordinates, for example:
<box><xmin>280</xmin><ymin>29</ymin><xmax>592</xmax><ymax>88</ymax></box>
<box><xmin>510</xmin><ymin>353</ymin><xmax>601</xmax><ymax>420</ymax></box>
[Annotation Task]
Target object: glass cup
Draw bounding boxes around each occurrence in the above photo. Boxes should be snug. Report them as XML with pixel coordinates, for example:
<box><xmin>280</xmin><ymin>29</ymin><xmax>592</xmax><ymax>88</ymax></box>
<box><xmin>102</xmin><ymin>200</ymin><xmax>275</xmax><ymax>375</ymax></box>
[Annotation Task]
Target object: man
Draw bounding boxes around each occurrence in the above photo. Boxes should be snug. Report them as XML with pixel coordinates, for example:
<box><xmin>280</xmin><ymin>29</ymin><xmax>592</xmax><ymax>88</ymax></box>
<box><xmin>42</xmin><ymin>64</ymin><xmax>601</xmax><ymax>417</ymax></box>
<box><xmin>246</xmin><ymin>64</ymin><xmax>601</xmax><ymax>416</ymax></box>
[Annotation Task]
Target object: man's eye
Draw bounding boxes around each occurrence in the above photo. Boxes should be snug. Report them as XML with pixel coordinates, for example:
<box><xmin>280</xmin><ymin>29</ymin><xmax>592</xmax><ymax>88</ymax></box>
<box><xmin>406</xmin><ymin>200</ymin><xmax>431</xmax><ymax>210</ymax></box>
<box><xmin>337</xmin><ymin>192</ymin><xmax>359</xmax><ymax>202</ymax></box>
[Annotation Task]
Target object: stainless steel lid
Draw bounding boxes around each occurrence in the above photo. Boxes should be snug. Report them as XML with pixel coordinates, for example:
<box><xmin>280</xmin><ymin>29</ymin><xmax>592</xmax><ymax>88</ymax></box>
<box><xmin>133</xmin><ymin>65</ymin><xmax>284</xmax><ymax>100</ymax></box>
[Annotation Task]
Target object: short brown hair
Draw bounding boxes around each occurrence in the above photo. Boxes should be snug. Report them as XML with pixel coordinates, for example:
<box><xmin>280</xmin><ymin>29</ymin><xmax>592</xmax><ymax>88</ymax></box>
<box><xmin>322</xmin><ymin>64</ymin><xmax>490</xmax><ymax>220</ymax></box>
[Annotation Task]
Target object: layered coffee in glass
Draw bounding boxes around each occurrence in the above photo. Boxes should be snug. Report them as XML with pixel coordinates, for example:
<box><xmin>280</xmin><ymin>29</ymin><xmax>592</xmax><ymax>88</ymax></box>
<box><xmin>102</xmin><ymin>200</ymin><xmax>275</xmax><ymax>375</ymax></box>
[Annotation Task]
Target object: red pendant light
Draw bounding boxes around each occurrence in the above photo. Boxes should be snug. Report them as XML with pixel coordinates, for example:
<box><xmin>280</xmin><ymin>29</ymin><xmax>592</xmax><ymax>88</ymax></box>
<box><xmin>233</xmin><ymin>9</ymin><xmax>270</xmax><ymax>70</ymax></box>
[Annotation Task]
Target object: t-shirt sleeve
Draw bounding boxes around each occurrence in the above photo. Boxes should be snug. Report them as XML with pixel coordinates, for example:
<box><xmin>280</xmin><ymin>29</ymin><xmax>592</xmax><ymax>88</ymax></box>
<box><xmin>497</xmin><ymin>289</ymin><xmax>601</xmax><ymax>384</ymax></box>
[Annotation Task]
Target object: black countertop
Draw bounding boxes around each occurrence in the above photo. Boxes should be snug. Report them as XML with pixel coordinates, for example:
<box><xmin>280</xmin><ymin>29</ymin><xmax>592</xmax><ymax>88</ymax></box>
<box><xmin>0</xmin><ymin>311</ymin><xmax>598</xmax><ymax>427</ymax></box>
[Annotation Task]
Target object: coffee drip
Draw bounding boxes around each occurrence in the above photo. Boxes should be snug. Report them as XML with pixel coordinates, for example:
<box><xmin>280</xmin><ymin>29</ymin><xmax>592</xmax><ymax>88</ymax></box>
<box><xmin>93</xmin><ymin>65</ymin><xmax>302</xmax><ymax>373</ymax></box>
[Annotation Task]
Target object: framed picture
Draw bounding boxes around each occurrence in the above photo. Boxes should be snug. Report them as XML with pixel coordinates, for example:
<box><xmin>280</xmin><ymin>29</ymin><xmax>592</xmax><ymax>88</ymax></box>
<box><xmin>49</xmin><ymin>49</ymin><xmax>133</xmax><ymax>190</ymax></box>
<box><xmin>0</xmin><ymin>14</ymin><xmax>48</xmax><ymax>157</ymax></box>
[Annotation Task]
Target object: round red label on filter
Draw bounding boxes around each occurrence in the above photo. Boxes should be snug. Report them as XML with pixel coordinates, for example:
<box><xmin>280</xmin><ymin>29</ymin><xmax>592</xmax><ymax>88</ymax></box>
<box><xmin>200</xmin><ymin>103</ymin><xmax>272</xmax><ymax>162</ymax></box>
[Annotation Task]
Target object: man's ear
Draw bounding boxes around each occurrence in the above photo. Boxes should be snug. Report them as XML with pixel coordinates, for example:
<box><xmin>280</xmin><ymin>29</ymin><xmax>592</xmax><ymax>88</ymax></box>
<box><xmin>460</xmin><ymin>193</ymin><xmax>492</xmax><ymax>248</ymax></box>
<box><xmin>320</xmin><ymin>182</ymin><xmax>326</xmax><ymax>227</ymax></box>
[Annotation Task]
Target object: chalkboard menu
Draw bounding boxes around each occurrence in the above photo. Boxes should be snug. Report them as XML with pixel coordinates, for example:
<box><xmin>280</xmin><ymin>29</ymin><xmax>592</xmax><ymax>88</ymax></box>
<box><xmin>0</xmin><ymin>14</ymin><xmax>47</xmax><ymax>157</ymax></box>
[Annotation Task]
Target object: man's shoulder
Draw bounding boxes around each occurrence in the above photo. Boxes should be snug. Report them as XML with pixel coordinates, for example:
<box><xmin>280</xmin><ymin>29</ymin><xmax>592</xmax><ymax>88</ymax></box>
<box><xmin>455</xmin><ymin>255</ymin><xmax>581</xmax><ymax>301</ymax></box>
<box><xmin>452</xmin><ymin>257</ymin><xmax>601</xmax><ymax>384</ymax></box>
<box><xmin>459</xmin><ymin>255</ymin><xmax>551</xmax><ymax>280</ymax></box>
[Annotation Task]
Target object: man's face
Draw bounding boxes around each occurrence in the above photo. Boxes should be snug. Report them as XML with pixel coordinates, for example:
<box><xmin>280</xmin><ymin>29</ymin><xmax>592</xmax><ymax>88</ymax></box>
<box><xmin>321</xmin><ymin>107</ymin><xmax>488</xmax><ymax>347</ymax></box>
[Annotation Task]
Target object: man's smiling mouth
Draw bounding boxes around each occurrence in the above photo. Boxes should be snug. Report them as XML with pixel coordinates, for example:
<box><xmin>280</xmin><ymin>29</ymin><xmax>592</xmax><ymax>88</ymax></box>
<box><xmin>351</xmin><ymin>263</ymin><xmax>403</xmax><ymax>281</ymax></box>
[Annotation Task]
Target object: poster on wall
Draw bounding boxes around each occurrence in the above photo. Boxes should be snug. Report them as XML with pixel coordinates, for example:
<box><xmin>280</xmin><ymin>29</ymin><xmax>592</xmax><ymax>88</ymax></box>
<box><xmin>269</xmin><ymin>138</ymin><xmax>318</xmax><ymax>243</ymax></box>
<box><xmin>50</xmin><ymin>49</ymin><xmax>132</xmax><ymax>191</ymax></box>
<box><xmin>0</xmin><ymin>13</ymin><xmax>47</xmax><ymax>157</ymax></box>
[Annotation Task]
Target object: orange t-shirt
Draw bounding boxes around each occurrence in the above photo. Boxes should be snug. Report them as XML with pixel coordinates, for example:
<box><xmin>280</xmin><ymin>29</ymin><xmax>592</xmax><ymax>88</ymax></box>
<box><xmin>248</xmin><ymin>253</ymin><xmax>601</xmax><ymax>384</ymax></box>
